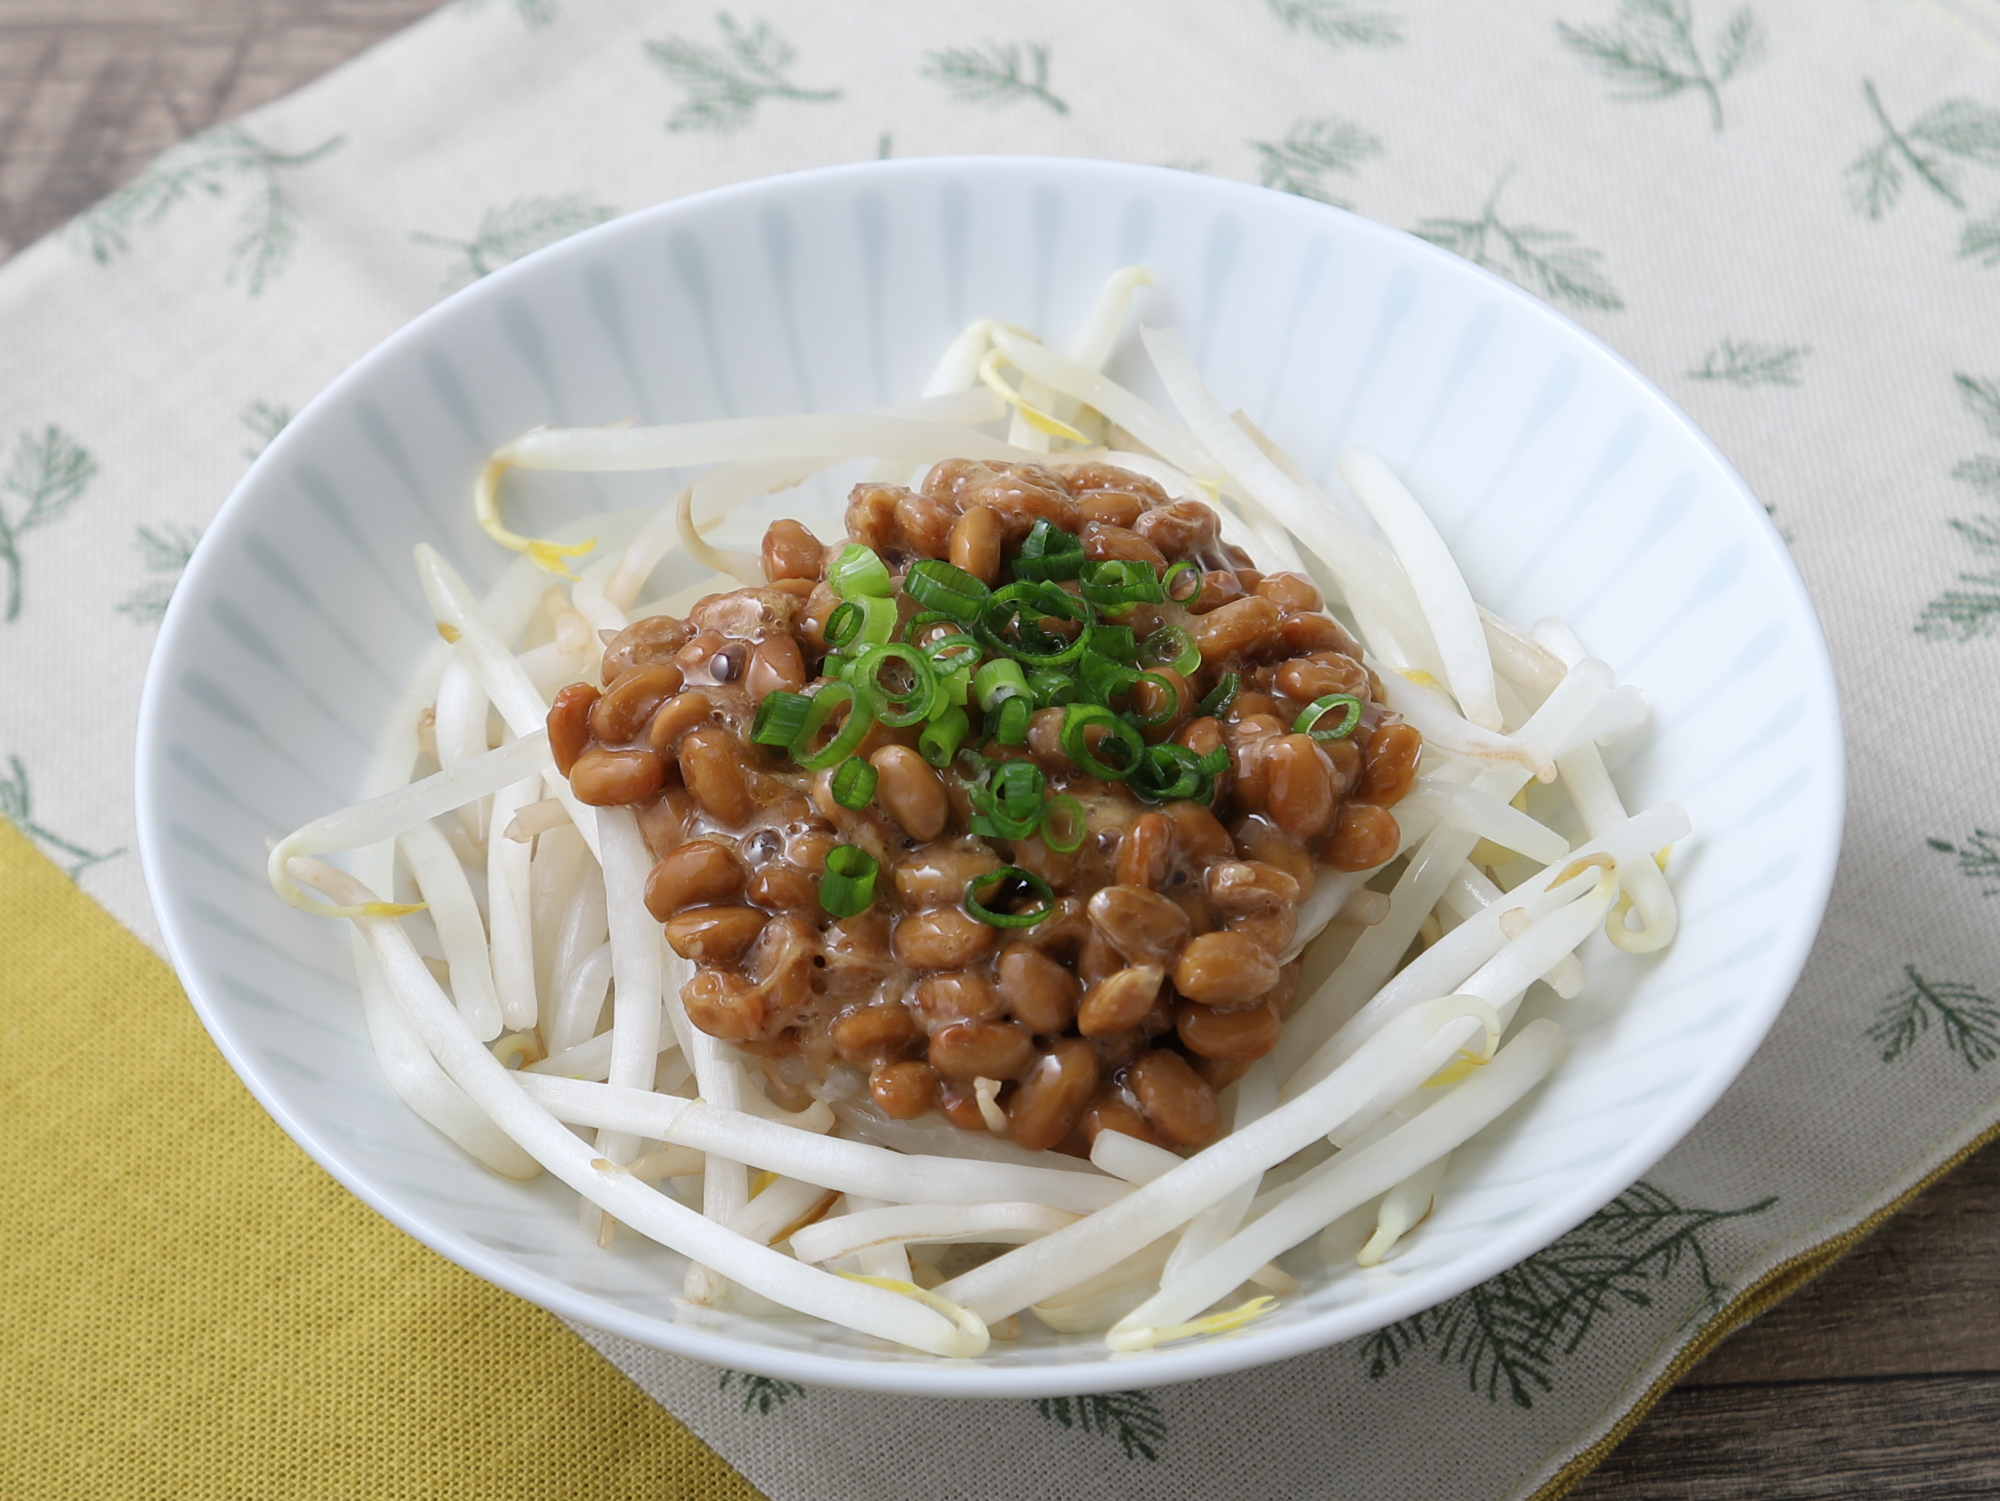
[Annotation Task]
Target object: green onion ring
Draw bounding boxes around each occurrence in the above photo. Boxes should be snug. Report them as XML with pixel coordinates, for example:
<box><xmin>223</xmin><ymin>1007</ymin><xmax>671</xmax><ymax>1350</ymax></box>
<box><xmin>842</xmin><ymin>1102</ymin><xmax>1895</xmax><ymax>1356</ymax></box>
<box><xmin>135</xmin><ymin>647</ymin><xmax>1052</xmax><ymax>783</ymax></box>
<box><xmin>1196</xmin><ymin>671</ymin><xmax>1240</xmax><ymax>720</ymax></box>
<box><xmin>990</xmin><ymin>758</ymin><xmax>1046</xmax><ymax>820</ymax></box>
<box><xmin>846</xmin><ymin>643</ymin><xmax>937</xmax><ymax>729</ymax></box>
<box><xmin>1162</xmin><ymin>560</ymin><xmax>1203</xmax><ymax>603</ymax></box>
<box><xmin>918</xmin><ymin>705</ymin><xmax>969</xmax><ymax>767</ymax></box>
<box><xmin>963</xmin><ymin>866</ymin><xmax>1057</xmax><ymax>928</ymax></box>
<box><xmin>903</xmin><ymin>560</ymin><xmax>990</xmax><ymax>620</ymax></box>
<box><xmin>750</xmin><ymin>690</ymin><xmax>812</xmax><ymax>747</ymax></box>
<box><xmin>823</xmin><ymin>600</ymin><xmax>863</xmax><ymax>650</ymax></box>
<box><xmin>1140</xmin><ymin>624</ymin><xmax>1201</xmax><ymax>676</ymax></box>
<box><xmin>1296</xmin><ymin>692</ymin><xmax>1364</xmax><ymax>742</ymax></box>
<box><xmin>1126</xmin><ymin>671</ymin><xmax>1182</xmax><ymax>729</ymax></box>
<box><xmin>819</xmin><ymin>844</ymin><xmax>879</xmax><ymax>918</ymax></box>
<box><xmin>829</xmin><ymin>756</ymin><xmax>878</xmax><ymax>810</ymax></box>
<box><xmin>828</xmin><ymin>543</ymin><xmax>892</xmax><ymax>600</ymax></box>
<box><xmin>975</xmin><ymin>580</ymin><xmax>1092</xmax><ymax>668</ymax></box>
<box><xmin>792</xmin><ymin>682</ymin><xmax>877</xmax><ymax>771</ymax></box>
<box><xmin>994</xmin><ymin>696</ymin><xmax>1031</xmax><ymax>746</ymax></box>
<box><xmin>1040</xmin><ymin>794</ymin><xmax>1087</xmax><ymax>853</ymax></box>
<box><xmin>1061</xmin><ymin>704</ymin><xmax>1145</xmax><ymax>781</ymax></box>
<box><xmin>1079</xmin><ymin>558</ymin><xmax>1164</xmax><ymax>611</ymax></box>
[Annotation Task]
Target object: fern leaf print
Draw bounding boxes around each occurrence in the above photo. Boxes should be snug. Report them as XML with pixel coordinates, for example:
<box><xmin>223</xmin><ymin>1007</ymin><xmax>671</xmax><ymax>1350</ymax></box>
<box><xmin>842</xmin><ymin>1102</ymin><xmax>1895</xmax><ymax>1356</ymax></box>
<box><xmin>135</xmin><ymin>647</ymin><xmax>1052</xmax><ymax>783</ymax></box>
<box><xmin>1251</xmin><ymin>116</ymin><xmax>1384</xmax><ymax>208</ymax></box>
<box><xmin>0</xmin><ymin>754</ymin><xmax>122</xmax><ymax>879</ymax></box>
<box><xmin>412</xmin><ymin>196</ymin><xmax>617</xmax><ymax>289</ymax></box>
<box><xmin>1556</xmin><ymin>0</ymin><xmax>1765</xmax><ymax>131</ymax></box>
<box><xmin>1847</xmin><ymin>81</ymin><xmax>2000</xmax><ymax>219</ymax></box>
<box><xmin>643</xmin><ymin>13</ymin><xmax>840</xmax><ymax>133</ymax></box>
<box><xmin>1414</xmin><ymin>170</ymin><xmax>1624</xmax><ymax>311</ymax></box>
<box><xmin>0</xmin><ymin>425</ymin><xmax>96</xmax><ymax>623</ymax></box>
<box><xmin>1264</xmin><ymin>0</ymin><xmax>1403</xmax><ymax>48</ymax></box>
<box><xmin>1918</xmin><ymin>373</ymin><xmax>2000</xmax><ymax>640</ymax></box>
<box><xmin>1364</xmin><ymin>1183</ymin><xmax>1773</xmax><ymax>1406</ymax></box>
<box><xmin>68</xmin><ymin>125</ymin><xmax>342</xmax><ymax>293</ymax></box>
<box><xmin>1032</xmin><ymin>1390</ymin><xmax>1167</xmax><ymax>1461</ymax></box>
<box><xmin>922</xmin><ymin>41</ymin><xmax>1068</xmax><ymax>114</ymax></box>
<box><xmin>1869</xmin><ymin>965</ymin><xmax>2000</xmax><ymax>1070</ymax></box>
<box><xmin>1688</xmin><ymin>338</ymin><xmax>1810</xmax><ymax>386</ymax></box>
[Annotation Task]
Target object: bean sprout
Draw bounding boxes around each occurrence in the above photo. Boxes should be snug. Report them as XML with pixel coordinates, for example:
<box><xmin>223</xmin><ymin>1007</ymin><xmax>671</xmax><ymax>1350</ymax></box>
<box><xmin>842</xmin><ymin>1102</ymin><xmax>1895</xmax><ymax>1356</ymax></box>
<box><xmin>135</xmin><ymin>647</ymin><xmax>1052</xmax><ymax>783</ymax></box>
<box><xmin>261</xmin><ymin>274</ymin><xmax>1689</xmax><ymax>1357</ymax></box>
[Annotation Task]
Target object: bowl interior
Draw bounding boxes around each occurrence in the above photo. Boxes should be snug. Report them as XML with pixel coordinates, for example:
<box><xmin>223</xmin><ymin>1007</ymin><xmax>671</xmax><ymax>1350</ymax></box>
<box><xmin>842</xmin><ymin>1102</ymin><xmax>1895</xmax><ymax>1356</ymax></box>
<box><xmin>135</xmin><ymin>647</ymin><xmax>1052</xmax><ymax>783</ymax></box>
<box><xmin>136</xmin><ymin>157</ymin><xmax>1841</xmax><ymax>1397</ymax></box>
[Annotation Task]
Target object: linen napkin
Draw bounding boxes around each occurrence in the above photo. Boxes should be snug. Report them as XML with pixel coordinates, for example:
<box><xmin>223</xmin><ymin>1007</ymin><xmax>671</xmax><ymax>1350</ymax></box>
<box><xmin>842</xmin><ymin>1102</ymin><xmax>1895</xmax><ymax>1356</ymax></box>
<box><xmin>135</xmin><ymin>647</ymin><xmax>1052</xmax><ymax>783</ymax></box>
<box><xmin>3</xmin><ymin>1</ymin><xmax>1997</xmax><ymax>1496</ymax></box>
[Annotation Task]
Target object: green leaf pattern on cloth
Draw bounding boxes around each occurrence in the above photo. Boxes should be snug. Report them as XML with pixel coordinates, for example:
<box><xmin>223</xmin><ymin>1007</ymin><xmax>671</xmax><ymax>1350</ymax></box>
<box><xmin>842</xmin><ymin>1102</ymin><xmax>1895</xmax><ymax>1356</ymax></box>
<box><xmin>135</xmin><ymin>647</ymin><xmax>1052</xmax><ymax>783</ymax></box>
<box><xmin>922</xmin><ymin>41</ymin><xmax>1069</xmax><ymax>115</ymax></box>
<box><xmin>1264</xmin><ymin>0</ymin><xmax>1404</xmax><ymax>49</ymax></box>
<box><xmin>240</xmin><ymin>400</ymin><xmax>292</xmax><ymax>461</ymax></box>
<box><xmin>67</xmin><ymin>125</ymin><xmax>342</xmax><ymax>294</ymax></box>
<box><xmin>1929</xmin><ymin>830</ymin><xmax>2000</xmax><ymax>896</ymax></box>
<box><xmin>0</xmin><ymin>754</ymin><xmax>122</xmax><ymax>880</ymax></box>
<box><xmin>1414</xmin><ymin>170</ymin><xmax>1624</xmax><ymax>311</ymax></box>
<box><xmin>1688</xmin><ymin>337</ymin><xmax>1810</xmax><ymax>386</ymax></box>
<box><xmin>644</xmin><ymin>14</ymin><xmax>842</xmax><ymax>134</ymax></box>
<box><xmin>1032</xmin><ymin>1391</ymin><xmax>1168</xmax><ymax>1461</ymax></box>
<box><xmin>1847</xmin><ymin>81</ymin><xmax>2000</xmax><ymax>219</ymax></box>
<box><xmin>0</xmin><ymin>425</ymin><xmax>95</xmax><ymax>623</ymax></box>
<box><xmin>1252</xmin><ymin>116</ymin><xmax>1385</xmax><ymax>207</ymax></box>
<box><xmin>7</xmin><ymin>1</ymin><xmax>2000</xmax><ymax>1497</ymax></box>
<box><xmin>411</xmin><ymin>196</ymin><xmax>619</xmax><ymax>290</ymax></box>
<box><xmin>1917</xmin><ymin>374</ymin><xmax>2000</xmax><ymax>641</ymax></box>
<box><xmin>115</xmin><ymin>523</ymin><xmax>201</xmax><ymax>627</ymax></box>
<box><xmin>717</xmin><ymin>1370</ymin><xmax>807</xmax><ymax>1414</ymax></box>
<box><xmin>1556</xmin><ymin>0</ymin><xmax>1764</xmax><ymax>131</ymax></box>
<box><xmin>1363</xmin><ymin>1183</ymin><xmax>1776</xmax><ymax>1408</ymax></box>
<box><xmin>1870</xmin><ymin>965</ymin><xmax>2000</xmax><ymax>1071</ymax></box>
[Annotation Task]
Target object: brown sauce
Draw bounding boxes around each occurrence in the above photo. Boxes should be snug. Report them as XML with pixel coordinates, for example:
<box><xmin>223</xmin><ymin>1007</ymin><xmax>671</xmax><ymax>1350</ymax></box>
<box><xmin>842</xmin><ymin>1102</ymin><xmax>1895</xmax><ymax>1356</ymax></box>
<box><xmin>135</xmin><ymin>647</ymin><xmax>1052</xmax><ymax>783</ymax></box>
<box><xmin>547</xmin><ymin>459</ymin><xmax>1419</xmax><ymax>1158</ymax></box>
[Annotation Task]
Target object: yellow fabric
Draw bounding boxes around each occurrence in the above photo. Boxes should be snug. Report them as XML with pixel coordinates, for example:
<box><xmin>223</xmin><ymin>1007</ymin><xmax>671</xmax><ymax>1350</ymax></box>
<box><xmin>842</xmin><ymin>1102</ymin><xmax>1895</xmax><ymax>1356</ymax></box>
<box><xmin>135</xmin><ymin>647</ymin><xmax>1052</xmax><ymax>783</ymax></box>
<box><xmin>0</xmin><ymin>818</ymin><xmax>763</xmax><ymax>1501</ymax></box>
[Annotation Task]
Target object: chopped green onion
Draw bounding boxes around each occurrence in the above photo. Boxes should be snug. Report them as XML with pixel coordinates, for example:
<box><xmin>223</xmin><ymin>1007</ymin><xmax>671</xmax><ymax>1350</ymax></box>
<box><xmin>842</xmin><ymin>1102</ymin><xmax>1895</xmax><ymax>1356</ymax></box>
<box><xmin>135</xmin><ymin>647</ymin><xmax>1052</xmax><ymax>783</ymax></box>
<box><xmin>1061</xmin><ymin>704</ymin><xmax>1145</xmax><ymax>780</ymax></box>
<box><xmin>829</xmin><ymin>756</ymin><xmax>879</xmax><ymax>810</ymax></box>
<box><xmin>1192</xmin><ymin>743</ymin><xmax>1230</xmax><ymax>776</ymax></box>
<box><xmin>820</xmin><ymin>844</ymin><xmax>879</xmax><ymax>918</ymax></box>
<box><xmin>1040</xmin><ymin>794</ymin><xmax>1087</xmax><ymax>853</ymax></box>
<box><xmin>824</xmin><ymin>600</ymin><xmax>863</xmax><ymax>650</ymax></box>
<box><xmin>923</xmin><ymin>631</ymin><xmax>982</xmax><ymax>674</ymax></box>
<box><xmin>829</xmin><ymin>543</ymin><xmax>892</xmax><ymax>600</ymax></box>
<box><xmin>1162</xmin><ymin>560</ymin><xmax>1203</xmax><ymax>603</ymax></box>
<box><xmin>1296</xmin><ymin>692</ymin><xmax>1364</xmax><ymax>742</ymax></box>
<box><xmin>1140</xmin><ymin>624</ymin><xmax>1201</xmax><ymax>676</ymax></box>
<box><xmin>1010</xmin><ymin>518</ymin><xmax>1086</xmax><ymax>582</ymax></box>
<box><xmin>970</xmin><ymin>805</ymin><xmax>1041</xmax><ymax>840</ymax></box>
<box><xmin>990</xmin><ymin>759</ymin><xmax>1046</xmax><ymax>821</ymax></box>
<box><xmin>1196</xmin><ymin>671</ymin><xmax>1240</xmax><ymax>720</ymax></box>
<box><xmin>846</xmin><ymin>643</ymin><xmax>937</xmax><ymax>728</ymax></box>
<box><xmin>853</xmin><ymin>594</ymin><xmax>899</xmax><ymax>647</ymax></box>
<box><xmin>1126</xmin><ymin>671</ymin><xmax>1181</xmax><ymax>730</ymax></box>
<box><xmin>975</xmin><ymin>580</ymin><xmax>1091</xmax><ymax>668</ymax></box>
<box><xmin>1079</xmin><ymin>650</ymin><xmax>1140</xmax><ymax>705</ymax></box>
<box><xmin>1027</xmin><ymin>667</ymin><xmax>1081</xmax><ymax>709</ymax></box>
<box><xmin>963</xmin><ymin>866</ymin><xmax>1057</xmax><ymax>928</ymax></box>
<box><xmin>918</xmin><ymin>705</ymin><xmax>969</xmax><ymax>766</ymax></box>
<box><xmin>1128</xmin><ymin>742</ymin><xmax>1206</xmax><ymax>803</ymax></box>
<box><xmin>793</xmin><ymin>682</ymin><xmax>877</xmax><ymax>771</ymax></box>
<box><xmin>973</xmin><ymin>657</ymin><xmax>1030</xmax><ymax>711</ymax></box>
<box><xmin>750</xmin><ymin>690</ymin><xmax>812</xmax><ymax>747</ymax></box>
<box><xmin>933</xmin><ymin>664</ymin><xmax>972</xmax><ymax>710</ymax></box>
<box><xmin>1079</xmin><ymin>558</ymin><xmax>1164</xmax><ymax>612</ymax></box>
<box><xmin>904</xmin><ymin>560</ymin><xmax>990</xmax><ymax>621</ymax></box>
<box><xmin>1087</xmin><ymin>624</ymin><xmax>1137</xmax><ymax>663</ymax></box>
<box><xmin>994</xmin><ymin>696</ymin><xmax>1031</xmax><ymax>746</ymax></box>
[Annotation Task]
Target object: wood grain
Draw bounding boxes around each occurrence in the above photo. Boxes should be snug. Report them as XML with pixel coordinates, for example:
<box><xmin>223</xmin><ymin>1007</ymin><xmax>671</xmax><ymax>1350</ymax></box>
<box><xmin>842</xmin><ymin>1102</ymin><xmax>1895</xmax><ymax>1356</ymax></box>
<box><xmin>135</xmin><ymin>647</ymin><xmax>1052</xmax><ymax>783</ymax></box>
<box><xmin>0</xmin><ymin>0</ymin><xmax>442</xmax><ymax>258</ymax></box>
<box><xmin>1</xmin><ymin>1</ymin><xmax>1998</xmax><ymax>1495</ymax></box>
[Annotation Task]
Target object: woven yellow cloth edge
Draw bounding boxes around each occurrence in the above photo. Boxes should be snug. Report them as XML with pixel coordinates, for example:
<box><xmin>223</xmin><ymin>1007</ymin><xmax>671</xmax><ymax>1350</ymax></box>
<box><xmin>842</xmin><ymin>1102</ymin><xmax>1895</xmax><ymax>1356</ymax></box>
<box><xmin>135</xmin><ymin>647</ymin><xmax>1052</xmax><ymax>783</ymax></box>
<box><xmin>0</xmin><ymin>818</ymin><xmax>762</xmax><ymax>1501</ymax></box>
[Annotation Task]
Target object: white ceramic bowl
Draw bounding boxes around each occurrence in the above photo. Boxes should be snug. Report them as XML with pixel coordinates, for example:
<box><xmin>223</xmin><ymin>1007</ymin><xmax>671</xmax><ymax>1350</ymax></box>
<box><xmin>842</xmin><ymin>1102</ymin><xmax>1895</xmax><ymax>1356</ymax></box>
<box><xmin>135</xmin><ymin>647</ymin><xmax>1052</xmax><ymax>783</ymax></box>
<box><xmin>135</xmin><ymin>157</ymin><xmax>1842</xmax><ymax>1397</ymax></box>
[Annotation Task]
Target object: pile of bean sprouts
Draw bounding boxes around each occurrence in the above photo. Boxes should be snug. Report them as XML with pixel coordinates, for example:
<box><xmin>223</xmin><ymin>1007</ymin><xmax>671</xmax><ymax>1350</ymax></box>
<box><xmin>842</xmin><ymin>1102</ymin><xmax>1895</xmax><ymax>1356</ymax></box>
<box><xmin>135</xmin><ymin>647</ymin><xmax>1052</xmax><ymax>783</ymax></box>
<box><xmin>267</xmin><ymin>266</ymin><xmax>1684</xmax><ymax>1359</ymax></box>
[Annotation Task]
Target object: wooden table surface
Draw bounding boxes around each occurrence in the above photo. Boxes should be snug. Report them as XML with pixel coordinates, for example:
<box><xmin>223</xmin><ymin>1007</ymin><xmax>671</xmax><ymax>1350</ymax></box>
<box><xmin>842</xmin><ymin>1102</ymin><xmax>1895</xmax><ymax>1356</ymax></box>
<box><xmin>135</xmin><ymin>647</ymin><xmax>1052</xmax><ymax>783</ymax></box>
<box><xmin>4</xmin><ymin>3</ymin><xmax>1996</xmax><ymax>1496</ymax></box>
